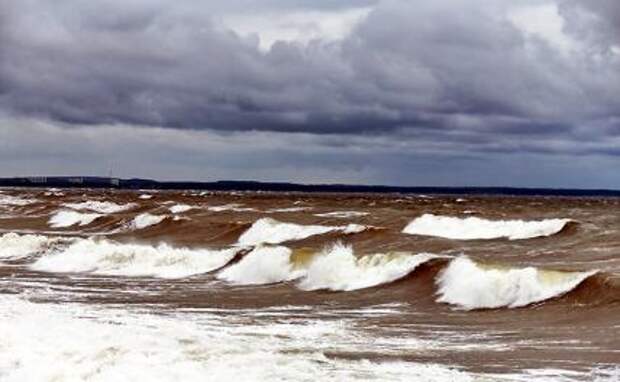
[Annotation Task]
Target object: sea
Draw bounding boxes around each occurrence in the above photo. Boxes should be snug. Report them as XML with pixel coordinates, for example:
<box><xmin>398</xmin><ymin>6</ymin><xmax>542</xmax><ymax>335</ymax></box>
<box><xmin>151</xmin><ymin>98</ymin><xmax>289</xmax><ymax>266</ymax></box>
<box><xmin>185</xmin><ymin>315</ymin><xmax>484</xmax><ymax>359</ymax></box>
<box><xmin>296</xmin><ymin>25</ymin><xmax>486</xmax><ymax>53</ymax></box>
<box><xmin>0</xmin><ymin>187</ymin><xmax>619</xmax><ymax>381</ymax></box>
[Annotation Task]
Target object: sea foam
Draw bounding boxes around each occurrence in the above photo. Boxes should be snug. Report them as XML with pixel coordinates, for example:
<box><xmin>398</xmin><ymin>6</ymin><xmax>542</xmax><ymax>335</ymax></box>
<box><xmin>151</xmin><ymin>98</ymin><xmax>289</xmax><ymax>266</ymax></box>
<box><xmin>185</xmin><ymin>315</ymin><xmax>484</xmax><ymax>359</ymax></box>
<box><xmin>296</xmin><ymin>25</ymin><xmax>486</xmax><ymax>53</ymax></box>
<box><xmin>0</xmin><ymin>295</ymin><xmax>478</xmax><ymax>382</ymax></box>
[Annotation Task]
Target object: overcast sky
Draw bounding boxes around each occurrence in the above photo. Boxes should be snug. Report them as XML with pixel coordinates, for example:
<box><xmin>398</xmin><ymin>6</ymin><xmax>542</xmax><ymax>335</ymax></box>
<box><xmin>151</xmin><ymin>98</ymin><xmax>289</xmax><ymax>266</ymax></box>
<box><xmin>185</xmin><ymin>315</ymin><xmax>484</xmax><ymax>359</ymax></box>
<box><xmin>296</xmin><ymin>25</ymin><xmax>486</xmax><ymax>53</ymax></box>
<box><xmin>1</xmin><ymin>0</ymin><xmax>619</xmax><ymax>187</ymax></box>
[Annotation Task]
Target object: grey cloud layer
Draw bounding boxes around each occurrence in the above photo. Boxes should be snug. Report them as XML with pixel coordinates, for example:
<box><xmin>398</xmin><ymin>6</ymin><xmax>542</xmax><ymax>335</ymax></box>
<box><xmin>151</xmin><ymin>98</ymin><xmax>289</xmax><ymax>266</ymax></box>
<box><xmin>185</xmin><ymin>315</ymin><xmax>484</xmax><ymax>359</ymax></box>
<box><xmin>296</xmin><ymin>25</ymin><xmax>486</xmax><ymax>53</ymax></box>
<box><xmin>0</xmin><ymin>0</ymin><xmax>619</xmax><ymax>151</ymax></box>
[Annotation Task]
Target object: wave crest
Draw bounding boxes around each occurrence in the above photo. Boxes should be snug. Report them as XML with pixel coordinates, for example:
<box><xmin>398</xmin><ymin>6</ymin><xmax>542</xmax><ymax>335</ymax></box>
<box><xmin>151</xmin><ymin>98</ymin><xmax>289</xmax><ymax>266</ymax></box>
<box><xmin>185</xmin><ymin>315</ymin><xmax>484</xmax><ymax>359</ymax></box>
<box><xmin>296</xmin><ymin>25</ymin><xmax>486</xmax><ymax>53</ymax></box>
<box><xmin>298</xmin><ymin>243</ymin><xmax>439</xmax><ymax>291</ymax></box>
<box><xmin>217</xmin><ymin>246</ymin><xmax>305</xmax><ymax>285</ymax></box>
<box><xmin>238</xmin><ymin>218</ymin><xmax>368</xmax><ymax>245</ymax></box>
<box><xmin>436</xmin><ymin>257</ymin><xmax>596</xmax><ymax>309</ymax></box>
<box><xmin>403</xmin><ymin>214</ymin><xmax>571</xmax><ymax>240</ymax></box>
<box><xmin>0</xmin><ymin>233</ymin><xmax>51</xmax><ymax>261</ymax></box>
<box><xmin>62</xmin><ymin>201</ymin><xmax>137</xmax><ymax>214</ymax></box>
<box><xmin>130</xmin><ymin>213</ymin><xmax>167</xmax><ymax>230</ymax></box>
<box><xmin>49</xmin><ymin>210</ymin><xmax>102</xmax><ymax>228</ymax></box>
<box><xmin>32</xmin><ymin>238</ymin><xmax>239</xmax><ymax>278</ymax></box>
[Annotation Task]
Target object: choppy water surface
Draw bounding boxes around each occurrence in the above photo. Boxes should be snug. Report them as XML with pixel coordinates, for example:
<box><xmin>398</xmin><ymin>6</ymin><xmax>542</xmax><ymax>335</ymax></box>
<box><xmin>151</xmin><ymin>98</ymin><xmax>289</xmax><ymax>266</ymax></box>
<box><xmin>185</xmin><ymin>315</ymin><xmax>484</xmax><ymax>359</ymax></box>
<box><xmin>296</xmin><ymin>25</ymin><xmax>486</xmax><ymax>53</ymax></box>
<box><xmin>1</xmin><ymin>188</ymin><xmax>619</xmax><ymax>381</ymax></box>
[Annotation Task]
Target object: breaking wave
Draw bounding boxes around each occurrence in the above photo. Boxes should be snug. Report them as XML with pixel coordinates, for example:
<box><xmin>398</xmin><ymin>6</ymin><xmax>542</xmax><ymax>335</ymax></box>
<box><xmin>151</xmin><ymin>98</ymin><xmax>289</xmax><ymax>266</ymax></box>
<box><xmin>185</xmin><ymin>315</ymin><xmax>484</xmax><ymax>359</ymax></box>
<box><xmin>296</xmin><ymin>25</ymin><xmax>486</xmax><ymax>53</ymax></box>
<box><xmin>403</xmin><ymin>214</ymin><xmax>572</xmax><ymax>240</ymax></box>
<box><xmin>0</xmin><ymin>294</ymin><xmax>480</xmax><ymax>382</ymax></box>
<box><xmin>436</xmin><ymin>257</ymin><xmax>597</xmax><ymax>310</ymax></box>
<box><xmin>267</xmin><ymin>207</ymin><xmax>311</xmax><ymax>213</ymax></box>
<box><xmin>237</xmin><ymin>218</ymin><xmax>368</xmax><ymax>245</ymax></box>
<box><xmin>48</xmin><ymin>210</ymin><xmax>102</xmax><ymax>228</ymax></box>
<box><xmin>0</xmin><ymin>194</ymin><xmax>38</xmax><ymax>207</ymax></box>
<box><xmin>208</xmin><ymin>204</ymin><xmax>256</xmax><ymax>212</ymax></box>
<box><xmin>62</xmin><ymin>201</ymin><xmax>137</xmax><ymax>214</ymax></box>
<box><xmin>298</xmin><ymin>243</ymin><xmax>439</xmax><ymax>291</ymax></box>
<box><xmin>218</xmin><ymin>243</ymin><xmax>440</xmax><ymax>291</ymax></box>
<box><xmin>130</xmin><ymin>213</ymin><xmax>167</xmax><ymax>230</ymax></box>
<box><xmin>169</xmin><ymin>204</ymin><xmax>195</xmax><ymax>214</ymax></box>
<box><xmin>217</xmin><ymin>246</ymin><xmax>304</xmax><ymax>285</ymax></box>
<box><xmin>32</xmin><ymin>238</ymin><xmax>240</xmax><ymax>278</ymax></box>
<box><xmin>0</xmin><ymin>233</ymin><xmax>51</xmax><ymax>261</ymax></box>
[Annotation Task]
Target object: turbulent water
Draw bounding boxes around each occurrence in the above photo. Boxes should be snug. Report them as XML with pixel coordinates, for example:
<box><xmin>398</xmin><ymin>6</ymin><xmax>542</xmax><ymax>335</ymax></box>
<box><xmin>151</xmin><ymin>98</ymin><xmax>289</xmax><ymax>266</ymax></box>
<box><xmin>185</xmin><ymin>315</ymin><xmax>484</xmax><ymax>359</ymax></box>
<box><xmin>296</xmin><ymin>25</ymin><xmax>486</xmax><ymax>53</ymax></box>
<box><xmin>0</xmin><ymin>188</ymin><xmax>619</xmax><ymax>381</ymax></box>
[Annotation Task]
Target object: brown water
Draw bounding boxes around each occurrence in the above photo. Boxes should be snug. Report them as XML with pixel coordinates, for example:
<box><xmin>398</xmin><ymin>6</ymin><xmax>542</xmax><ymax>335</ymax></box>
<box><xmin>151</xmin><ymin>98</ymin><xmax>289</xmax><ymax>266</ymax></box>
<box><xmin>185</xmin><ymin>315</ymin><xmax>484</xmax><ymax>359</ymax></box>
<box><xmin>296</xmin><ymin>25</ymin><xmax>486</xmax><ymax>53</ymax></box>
<box><xmin>0</xmin><ymin>188</ymin><xmax>619</xmax><ymax>381</ymax></box>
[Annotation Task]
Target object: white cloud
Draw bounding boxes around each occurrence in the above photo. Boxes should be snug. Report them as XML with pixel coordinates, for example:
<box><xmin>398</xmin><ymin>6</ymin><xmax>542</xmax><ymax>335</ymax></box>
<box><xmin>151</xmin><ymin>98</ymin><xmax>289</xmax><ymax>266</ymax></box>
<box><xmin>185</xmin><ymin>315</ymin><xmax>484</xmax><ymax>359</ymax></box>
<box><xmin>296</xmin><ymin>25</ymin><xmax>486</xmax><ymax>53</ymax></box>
<box><xmin>222</xmin><ymin>7</ymin><xmax>372</xmax><ymax>50</ymax></box>
<box><xmin>509</xmin><ymin>3</ymin><xmax>579</xmax><ymax>55</ymax></box>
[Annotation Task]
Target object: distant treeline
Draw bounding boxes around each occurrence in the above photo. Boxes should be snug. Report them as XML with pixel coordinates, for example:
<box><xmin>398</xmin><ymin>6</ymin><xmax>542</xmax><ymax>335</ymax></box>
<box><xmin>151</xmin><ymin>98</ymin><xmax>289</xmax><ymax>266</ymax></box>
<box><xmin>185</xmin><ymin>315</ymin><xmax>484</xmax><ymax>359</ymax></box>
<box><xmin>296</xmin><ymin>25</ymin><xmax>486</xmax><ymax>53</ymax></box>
<box><xmin>1</xmin><ymin>176</ymin><xmax>620</xmax><ymax>197</ymax></box>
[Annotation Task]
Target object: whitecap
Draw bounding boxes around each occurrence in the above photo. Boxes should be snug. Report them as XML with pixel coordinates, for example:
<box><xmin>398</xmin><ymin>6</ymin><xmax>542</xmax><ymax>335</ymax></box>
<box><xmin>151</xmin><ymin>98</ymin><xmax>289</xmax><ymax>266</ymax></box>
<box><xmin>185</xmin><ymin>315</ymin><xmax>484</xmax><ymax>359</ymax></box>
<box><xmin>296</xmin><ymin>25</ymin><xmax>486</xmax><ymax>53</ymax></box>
<box><xmin>130</xmin><ymin>213</ymin><xmax>167</xmax><ymax>230</ymax></box>
<box><xmin>48</xmin><ymin>210</ymin><xmax>102</xmax><ymax>228</ymax></box>
<box><xmin>62</xmin><ymin>201</ymin><xmax>137</xmax><ymax>214</ymax></box>
<box><xmin>169</xmin><ymin>204</ymin><xmax>195</xmax><ymax>214</ymax></box>
<box><xmin>237</xmin><ymin>218</ymin><xmax>369</xmax><ymax>246</ymax></box>
<box><xmin>314</xmin><ymin>211</ymin><xmax>369</xmax><ymax>218</ymax></box>
<box><xmin>0</xmin><ymin>232</ymin><xmax>51</xmax><ymax>260</ymax></box>
<box><xmin>217</xmin><ymin>246</ymin><xmax>303</xmax><ymax>285</ymax></box>
<box><xmin>298</xmin><ymin>243</ymin><xmax>439</xmax><ymax>291</ymax></box>
<box><xmin>436</xmin><ymin>257</ymin><xmax>596</xmax><ymax>309</ymax></box>
<box><xmin>403</xmin><ymin>214</ymin><xmax>571</xmax><ymax>240</ymax></box>
<box><xmin>0</xmin><ymin>194</ymin><xmax>38</xmax><ymax>207</ymax></box>
<box><xmin>208</xmin><ymin>204</ymin><xmax>256</xmax><ymax>212</ymax></box>
<box><xmin>32</xmin><ymin>238</ymin><xmax>239</xmax><ymax>278</ymax></box>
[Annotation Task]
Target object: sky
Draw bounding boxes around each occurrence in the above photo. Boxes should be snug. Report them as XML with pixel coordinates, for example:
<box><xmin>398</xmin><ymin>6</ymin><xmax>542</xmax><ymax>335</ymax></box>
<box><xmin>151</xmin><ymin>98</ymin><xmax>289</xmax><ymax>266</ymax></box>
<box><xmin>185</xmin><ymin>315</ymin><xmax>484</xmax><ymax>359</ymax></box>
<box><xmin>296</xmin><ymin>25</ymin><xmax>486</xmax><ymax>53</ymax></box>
<box><xmin>1</xmin><ymin>0</ymin><xmax>619</xmax><ymax>188</ymax></box>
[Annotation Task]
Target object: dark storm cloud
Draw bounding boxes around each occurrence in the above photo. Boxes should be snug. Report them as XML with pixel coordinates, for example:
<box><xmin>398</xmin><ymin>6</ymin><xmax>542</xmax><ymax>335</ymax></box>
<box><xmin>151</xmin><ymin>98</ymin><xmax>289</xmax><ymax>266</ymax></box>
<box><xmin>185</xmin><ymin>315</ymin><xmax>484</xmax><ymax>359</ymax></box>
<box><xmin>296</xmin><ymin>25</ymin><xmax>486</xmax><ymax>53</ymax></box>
<box><xmin>0</xmin><ymin>0</ymin><xmax>618</xmax><ymax>148</ymax></box>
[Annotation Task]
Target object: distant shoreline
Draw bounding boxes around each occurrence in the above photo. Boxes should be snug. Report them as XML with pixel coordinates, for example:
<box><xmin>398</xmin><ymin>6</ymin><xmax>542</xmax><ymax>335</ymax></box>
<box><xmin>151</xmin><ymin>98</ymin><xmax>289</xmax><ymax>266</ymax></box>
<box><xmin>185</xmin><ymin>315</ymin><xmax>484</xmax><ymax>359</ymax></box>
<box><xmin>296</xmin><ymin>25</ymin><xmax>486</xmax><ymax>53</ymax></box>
<box><xmin>2</xmin><ymin>176</ymin><xmax>620</xmax><ymax>197</ymax></box>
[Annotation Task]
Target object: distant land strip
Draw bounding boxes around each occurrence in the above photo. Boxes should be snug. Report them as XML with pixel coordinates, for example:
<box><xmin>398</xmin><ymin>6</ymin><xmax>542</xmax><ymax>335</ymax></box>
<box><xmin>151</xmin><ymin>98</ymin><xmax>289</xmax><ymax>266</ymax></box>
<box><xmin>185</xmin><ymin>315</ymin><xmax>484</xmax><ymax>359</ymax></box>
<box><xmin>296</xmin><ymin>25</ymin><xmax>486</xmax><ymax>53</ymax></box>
<box><xmin>2</xmin><ymin>176</ymin><xmax>620</xmax><ymax>197</ymax></box>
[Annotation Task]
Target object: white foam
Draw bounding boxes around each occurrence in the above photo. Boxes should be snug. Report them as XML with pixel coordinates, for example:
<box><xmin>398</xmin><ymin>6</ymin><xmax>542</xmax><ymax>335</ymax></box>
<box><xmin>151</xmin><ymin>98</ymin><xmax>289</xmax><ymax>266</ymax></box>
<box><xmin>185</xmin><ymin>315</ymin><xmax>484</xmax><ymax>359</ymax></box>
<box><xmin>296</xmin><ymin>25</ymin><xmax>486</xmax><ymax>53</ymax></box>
<box><xmin>31</xmin><ymin>238</ymin><xmax>239</xmax><ymax>278</ymax></box>
<box><xmin>298</xmin><ymin>243</ymin><xmax>438</xmax><ymax>291</ymax></box>
<box><xmin>169</xmin><ymin>204</ymin><xmax>194</xmax><ymax>214</ymax></box>
<box><xmin>238</xmin><ymin>218</ymin><xmax>369</xmax><ymax>246</ymax></box>
<box><xmin>0</xmin><ymin>295</ymin><xmax>476</xmax><ymax>382</ymax></box>
<box><xmin>267</xmin><ymin>207</ymin><xmax>310</xmax><ymax>213</ymax></box>
<box><xmin>403</xmin><ymin>214</ymin><xmax>571</xmax><ymax>240</ymax></box>
<box><xmin>62</xmin><ymin>201</ymin><xmax>137</xmax><ymax>214</ymax></box>
<box><xmin>130</xmin><ymin>213</ymin><xmax>167</xmax><ymax>230</ymax></box>
<box><xmin>0</xmin><ymin>194</ymin><xmax>38</xmax><ymax>206</ymax></box>
<box><xmin>48</xmin><ymin>210</ymin><xmax>102</xmax><ymax>228</ymax></box>
<box><xmin>208</xmin><ymin>204</ymin><xmax>256</xmax><ymax>212</ymax></box>
<box><xmin>217</xmin><ymin>246</ymin><xmax>304</xmax><ymax>285</ymax></box>
<box><xmin>0</xmin><ymin>233</ymin><xmax>51</xmax><ymax>260</ymax></box>
<box><xmin>314</xmin><ymin>211</ymin><xmax>369</xmax><ymax>218</ymax></box>
<box><xmin>139</xmin><ymin>194</ymin><xmax>153</xmax><ymax>199</ymax></box>
<box><xmin>436</xmin><ymin>257</ymin><xmax>596</xmax><ymax>310</ymax></box>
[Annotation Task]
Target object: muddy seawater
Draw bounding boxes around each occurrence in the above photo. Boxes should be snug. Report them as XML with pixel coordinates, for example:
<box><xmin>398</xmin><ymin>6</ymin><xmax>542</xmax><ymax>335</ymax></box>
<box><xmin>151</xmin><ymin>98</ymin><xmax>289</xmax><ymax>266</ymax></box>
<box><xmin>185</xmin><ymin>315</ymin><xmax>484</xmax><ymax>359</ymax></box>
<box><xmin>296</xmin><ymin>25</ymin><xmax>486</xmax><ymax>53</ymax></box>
<box><xmin>1</xmin><ymin>188</ymin><xmax>619</xmax><ymax>381</ymax></box>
